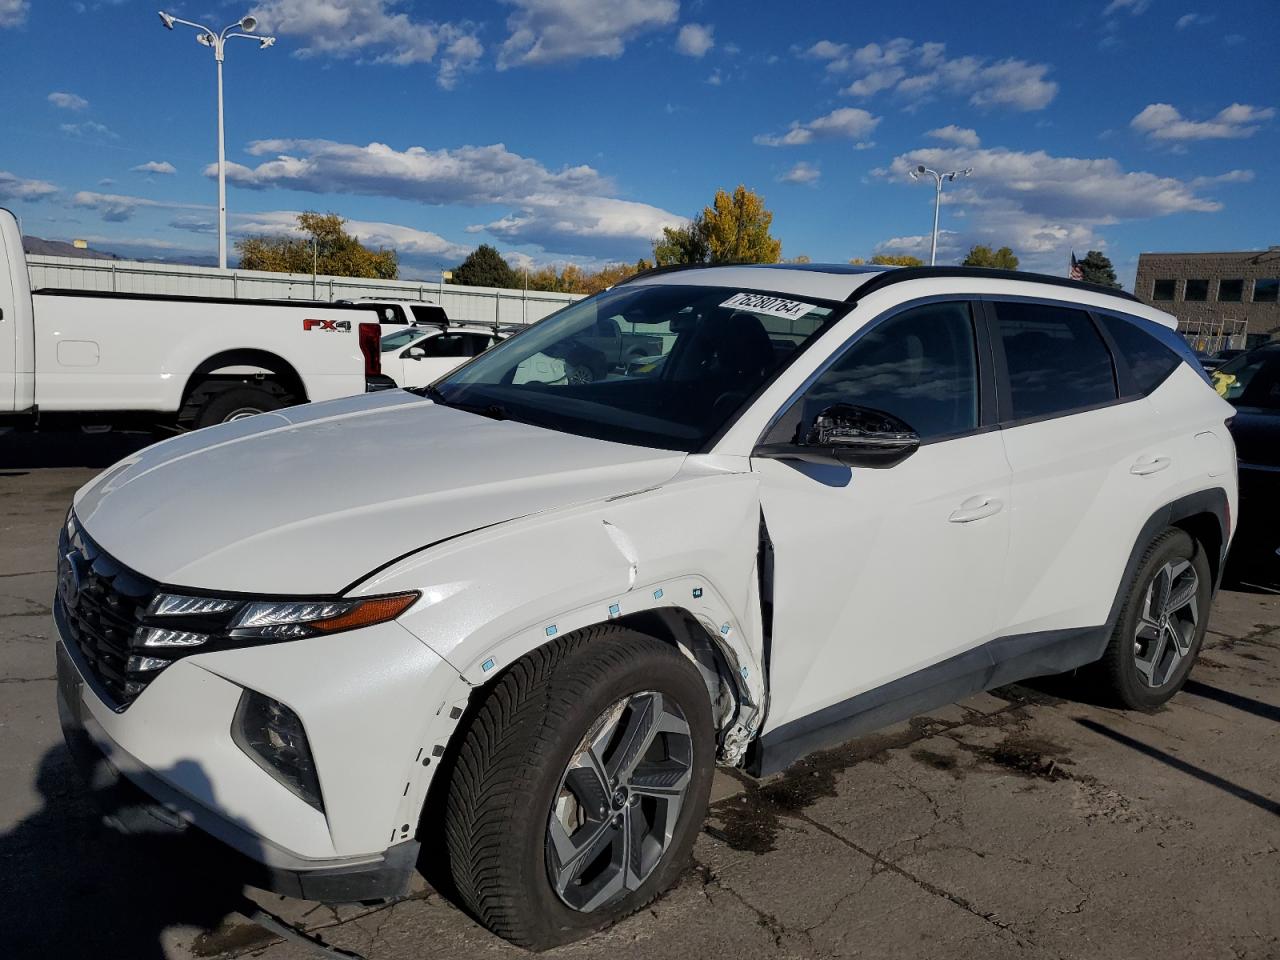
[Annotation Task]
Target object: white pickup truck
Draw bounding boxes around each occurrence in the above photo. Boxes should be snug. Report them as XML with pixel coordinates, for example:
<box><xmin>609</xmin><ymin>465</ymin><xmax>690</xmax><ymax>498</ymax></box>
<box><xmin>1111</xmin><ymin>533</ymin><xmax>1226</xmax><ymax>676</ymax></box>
<box><xmin>0</xmin><ymin>208</ymin><xmax>393</xmax><ymax>430</ymax></box>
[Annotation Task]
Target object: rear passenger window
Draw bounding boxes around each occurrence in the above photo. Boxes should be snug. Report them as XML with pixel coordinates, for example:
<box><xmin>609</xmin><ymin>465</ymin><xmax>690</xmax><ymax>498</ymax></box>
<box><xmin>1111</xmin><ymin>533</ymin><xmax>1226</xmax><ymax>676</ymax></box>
<box><xmin>996</xmin><ymin>302</ymin><xmax>1117</xmax><ymax>421</ymax></box>
<box><xmin>1098</xmin><ymin>314</ymin><xmax>1182</xmax><ymax>395</ymax></box>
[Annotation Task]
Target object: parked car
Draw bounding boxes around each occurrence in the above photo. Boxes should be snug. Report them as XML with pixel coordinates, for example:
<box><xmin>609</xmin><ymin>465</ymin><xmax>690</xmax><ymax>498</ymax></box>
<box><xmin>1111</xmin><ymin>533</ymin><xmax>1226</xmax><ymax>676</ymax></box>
<box><xmin>380</xmin><ymin>323</ymin><xmax>505</xmax><ymax>388</ymax></box>
<box><xmin>56</xmin><ymin>263</ymin><xmax>1236</xmax><ymax>949</ymax></box>
<box><xmin>0</xmin><ymin>209</ymin><xmax>390</xmax><ymax>429</ymax></box>
<box><xmin>1213</xmin><ymin>343</ymin><xmax>1280</xmax><ymax>582</ymax></box>
<box><xmin>338</xmin><ymin>297</ymin><xmax>450</xmax><ymax>329</ymax></box>
<box><xmin>1201</xmin><ymin>347</ymin><xmax>1248</xmax><ymax>372</ymax></box>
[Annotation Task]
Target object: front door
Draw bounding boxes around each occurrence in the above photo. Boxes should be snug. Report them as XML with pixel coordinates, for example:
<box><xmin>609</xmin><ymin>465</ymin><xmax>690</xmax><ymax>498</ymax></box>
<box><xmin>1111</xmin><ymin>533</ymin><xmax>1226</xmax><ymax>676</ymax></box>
<box><xmin>755</xmin><ymin>300</ymin><xmax>1011</xmax><ymax>737</ymax></box>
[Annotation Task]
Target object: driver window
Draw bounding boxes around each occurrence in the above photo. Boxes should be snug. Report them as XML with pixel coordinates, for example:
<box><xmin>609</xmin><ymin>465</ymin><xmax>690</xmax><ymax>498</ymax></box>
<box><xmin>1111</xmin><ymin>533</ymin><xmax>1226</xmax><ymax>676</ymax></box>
<box><xmin>773</xmin><ymin>301</ymin><xmax>979</xmax><ymax>444</ymax></box>
<box><xmin>415</xmin><ymin>334</ymin><xmax>470</xmax><ymax>358</ymax></box>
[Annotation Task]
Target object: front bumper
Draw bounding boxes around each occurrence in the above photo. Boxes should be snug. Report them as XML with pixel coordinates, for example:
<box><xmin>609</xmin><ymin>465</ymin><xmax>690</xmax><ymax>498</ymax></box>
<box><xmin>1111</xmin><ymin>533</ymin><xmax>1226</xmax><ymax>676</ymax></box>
<box><xmin>56</xmin><ymin>635</ymin><xmax>421</xmax><ymax>903</ymax></box>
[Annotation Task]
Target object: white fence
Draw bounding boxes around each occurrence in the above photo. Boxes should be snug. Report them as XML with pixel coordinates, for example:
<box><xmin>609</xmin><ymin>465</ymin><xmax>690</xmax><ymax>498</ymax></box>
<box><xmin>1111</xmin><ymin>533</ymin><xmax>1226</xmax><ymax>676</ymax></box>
<box><xmin>26</xmin><ymin>254</ymin><xmax>583</xmax><ymax>327</ymax></box>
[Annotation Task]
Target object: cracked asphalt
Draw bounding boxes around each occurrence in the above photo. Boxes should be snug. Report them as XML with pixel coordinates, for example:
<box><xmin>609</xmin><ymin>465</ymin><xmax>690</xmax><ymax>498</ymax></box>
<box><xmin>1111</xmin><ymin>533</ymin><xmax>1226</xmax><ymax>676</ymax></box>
<box><xmin>3</xmin><ymin>431</ymin><xmax>1279</xmax><ymax>960</ymax></box>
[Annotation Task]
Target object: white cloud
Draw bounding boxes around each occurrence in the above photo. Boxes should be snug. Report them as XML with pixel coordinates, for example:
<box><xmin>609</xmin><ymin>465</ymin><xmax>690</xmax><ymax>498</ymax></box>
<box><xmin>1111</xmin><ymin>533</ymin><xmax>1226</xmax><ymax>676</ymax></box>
<box><xmin>754</xmin><ymin>107</ymin><xmax>880</xmax><ymax>147</ymax></box>
<box><xmin>132</xmin><ymin>161</ymin><xmax>177</xmax><ymax>176</ymax></box>
<box><xmin>228</xmin><ymin>210</ymin><xmax>471</xmax><ymax>262</ymax></box>
<box><xmin>0</xmin><ymin>170</ymin><xmax>59</xmax><ymax>201</ymax></box>
<box><xmin>205</xmin><ymin>138</ymin><xmax>684</xmax><ymax>258</ymax></box>
<box><xmin>876</xmin><ymin>144</ymin><xmax>1231</xmax><ymax>271</ymax></box>
<box><xmin>706</xmin><ymin>68</ymin><xmax>722</xmax><ymax>86</ymax></box>
<box><xmin>1131</xmin><ymin>102</ymin><xmax>1275</xmax><ymax>141</ymax></box>
<box><xmin>1191</xmin><ymin>169</ymin><xmax>1254</xmax><ymax>187</ymax></box>
<box><xmin>48</xmin><ymin>91</ymin><xmax>88</xmax><ymax>111</ymax></box>
<box><xmin>0</xmin><ymin>0</ymin><xmax>27</xmax><ymax>28</ymax></box>
<box><xmin>1175</xmin><ymin>12</ymin><xmax>1214</xmax><ymax>28</ymax></box>
<box><xmin>676</xmin><ymin>23</ymin><xmax>714</xmax><ymax>57</ymax></box>
<box><xmin>1103</xmin><ymin>0</ymin><xmax>1150</xmax><ymax>14</ymax></box>
<box><xmin>778</xmin><ymin>162</ymin><xmax>821</xmax><ymax>185</ymax></box>
<box><xmin>71</xmin><ymin>191</ymin><xmax>162</xmax><ymax>222</ymax></box>
<box><xmin>59</xmin><ymin>120</ymin><xmax>117</xmax><ymax>139</ymax></box>
<box><xmin>926</xmin><ymin>125</ymin><xmax>980</xmax><ymax>148</ymax></box>
<box><xmin>248</xmin><ymin>0</ymin><xmax>482</xmax><ymax>88</ymax></box>
<box><xmin>807</xmin><ymin>37</ymin><xmax>1057</xmax><ymax>111</ymax></box>
<box><xmin>497</xmin><ymin>0</ymin><xmax>678</xmax><ymax>69</ymax></box>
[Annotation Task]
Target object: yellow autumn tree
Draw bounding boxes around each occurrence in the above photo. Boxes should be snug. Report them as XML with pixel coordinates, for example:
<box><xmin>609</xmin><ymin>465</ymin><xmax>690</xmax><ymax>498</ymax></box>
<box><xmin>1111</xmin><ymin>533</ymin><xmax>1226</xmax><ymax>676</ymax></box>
<box><xmin>701</xmin><ymin>185</ymin><xmax>782</xmax><ymax>264</ymax></box>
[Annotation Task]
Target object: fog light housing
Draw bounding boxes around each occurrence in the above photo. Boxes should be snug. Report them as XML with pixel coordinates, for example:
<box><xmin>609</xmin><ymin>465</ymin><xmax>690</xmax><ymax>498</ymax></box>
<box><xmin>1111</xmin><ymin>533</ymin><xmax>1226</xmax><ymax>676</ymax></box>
<box><xmin>232</xmin><ymin>689</ymin><xmax>323</xmax><ymax>811</ymax></box>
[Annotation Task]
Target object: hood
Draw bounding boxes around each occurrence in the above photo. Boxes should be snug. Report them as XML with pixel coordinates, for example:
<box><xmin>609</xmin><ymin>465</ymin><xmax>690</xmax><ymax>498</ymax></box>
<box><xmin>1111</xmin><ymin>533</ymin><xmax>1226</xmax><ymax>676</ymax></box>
<box><xmin>74</xmin><ymin>391</ymin><xmax>686</xmax><ymax>594</ymax></box>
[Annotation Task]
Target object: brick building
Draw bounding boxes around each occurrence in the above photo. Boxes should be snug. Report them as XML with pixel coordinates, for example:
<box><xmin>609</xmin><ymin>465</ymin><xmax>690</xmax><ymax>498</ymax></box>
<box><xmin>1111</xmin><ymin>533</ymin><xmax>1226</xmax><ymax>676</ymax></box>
<box><xmin>1133</xmin><ymin>247</ymin><xmax>1280</xmax><ymax>351</ymax></box>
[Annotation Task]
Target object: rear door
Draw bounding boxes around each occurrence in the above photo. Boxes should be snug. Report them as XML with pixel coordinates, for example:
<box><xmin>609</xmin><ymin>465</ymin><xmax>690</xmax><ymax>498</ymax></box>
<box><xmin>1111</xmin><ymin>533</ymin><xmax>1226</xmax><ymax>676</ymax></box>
<box><xmin>990</xmin><ymin>299</ymin><xmax>1154</xmax><ymax>637</ymax></box>
<box><xmin>399</xmin><ymin>332</ymin><xmax>489</xmax><ymax>387</ymax></box>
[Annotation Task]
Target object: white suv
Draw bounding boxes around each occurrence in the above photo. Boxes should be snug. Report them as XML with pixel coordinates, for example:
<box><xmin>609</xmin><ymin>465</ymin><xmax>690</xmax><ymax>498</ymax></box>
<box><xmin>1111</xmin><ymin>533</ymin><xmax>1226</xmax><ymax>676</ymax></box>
<box><xmin>55</xmin><ymin>264</ymin><xmax>1236</xmax><ymax>948</ymax></box>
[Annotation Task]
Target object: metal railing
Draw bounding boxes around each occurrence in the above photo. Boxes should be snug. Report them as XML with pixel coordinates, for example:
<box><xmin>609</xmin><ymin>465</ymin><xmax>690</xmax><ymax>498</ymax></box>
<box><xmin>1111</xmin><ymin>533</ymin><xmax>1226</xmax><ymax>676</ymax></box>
<box><xmin>26</xmin><ymin>254</ymin><xmax>584</xmax><ymax>327</ymax></box>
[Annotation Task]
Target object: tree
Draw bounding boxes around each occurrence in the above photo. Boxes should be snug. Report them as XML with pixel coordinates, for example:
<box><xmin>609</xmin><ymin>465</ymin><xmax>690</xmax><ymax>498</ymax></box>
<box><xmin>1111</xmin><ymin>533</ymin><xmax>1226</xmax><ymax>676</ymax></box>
<box><xmin>452</xmin><ymin>244</ymin><xmax>518</xmax><ymax>288</ymax></box>
<box><xmin>869</xmin><ymin>254</ymin><xmax>924</xmax><ymax>267</ymax></box>
<box><xmin>1077</xmin><ymin>250</ymin><xmax>1120</xmax><ymax>288</ymax></box>
<box><xmin>962</xmin><ymin>244</ymin><xmax>1019</xmax><ymax>270</ymax></box>
<box><xmin>236</xmin><ymin>212</ymin><xmax>398</xmax><ymax>279</ymax></box>
<box><xmin>701</xmin><ymin>185</ymin><xmax>782</xmax><ymax>264</ymax></box>
<box><xmin>652</xmin><ymin>185</ymin><xmax>783</xmax><ymax>266</ymax></box>
<box><xmin>653</xmin><ymin>218</ymin><xmax>710</xmax><ymax>266</ymax></box>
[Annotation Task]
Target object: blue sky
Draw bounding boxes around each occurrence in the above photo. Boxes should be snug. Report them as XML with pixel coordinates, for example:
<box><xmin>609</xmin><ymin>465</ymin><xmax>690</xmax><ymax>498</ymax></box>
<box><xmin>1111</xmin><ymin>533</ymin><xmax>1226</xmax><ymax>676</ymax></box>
<box><xmin>0</xmin><ymin>0</ymin><xmax>1276</xmax><ymax>285</ymax></box>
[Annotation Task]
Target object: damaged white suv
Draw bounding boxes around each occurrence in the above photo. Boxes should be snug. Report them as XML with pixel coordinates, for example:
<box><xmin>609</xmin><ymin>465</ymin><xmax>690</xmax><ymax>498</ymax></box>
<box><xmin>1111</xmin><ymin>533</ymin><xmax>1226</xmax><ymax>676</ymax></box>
<box><xmin>56</xmin><ymin>263</ymin><xmax>1236</xmax><ymax>948</ymax></box>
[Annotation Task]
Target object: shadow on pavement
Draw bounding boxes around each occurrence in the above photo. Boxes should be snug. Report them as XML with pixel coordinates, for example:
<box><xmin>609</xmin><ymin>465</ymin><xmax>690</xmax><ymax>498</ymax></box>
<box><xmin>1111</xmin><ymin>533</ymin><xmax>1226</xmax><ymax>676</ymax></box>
<box><xmin>0</xmin><ymin>430</ymin><xmax>158</xmax><ymax>471</ymax></box>
<box><xmin>1183</xmin><ymin>679</ymin><xmax>1280</xmax><ymax>724</ymax></box>
<box><xmin>1075</xmin><ymin>717</ymin><xmax>1280</xmax><ymax>817</ymax></box>
<box><xmin>0</xmin><ymin>745</ymin><xmax>257</xmax><ymax>960</ymax></box>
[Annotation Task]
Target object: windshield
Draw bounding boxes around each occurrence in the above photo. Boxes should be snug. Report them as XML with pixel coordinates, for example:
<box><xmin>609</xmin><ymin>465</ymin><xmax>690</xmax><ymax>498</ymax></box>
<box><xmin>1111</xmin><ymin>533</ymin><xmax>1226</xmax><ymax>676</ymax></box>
<box><xmin>425</xmin><ymin>284</ymin><xmax>842</xmax><ymax>451</ymax></box>
<box><xmin>382</xmin><ymin>328</ymin><xmax>426</xmax><ymax>353</ymax></box>
<box><xmin>1212</xmin><ymin>347</ymin><xmax>1280</xmax><ymax>408</ymax></box>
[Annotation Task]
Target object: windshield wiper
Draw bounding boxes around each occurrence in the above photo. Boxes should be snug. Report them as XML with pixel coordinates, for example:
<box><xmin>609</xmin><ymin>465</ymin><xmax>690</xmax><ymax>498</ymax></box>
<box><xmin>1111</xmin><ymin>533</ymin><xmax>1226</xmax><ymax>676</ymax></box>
<box><xmin>419</xmin><ymin>384</ymin><xmax>507</xmax><ymax>421</ymax></box>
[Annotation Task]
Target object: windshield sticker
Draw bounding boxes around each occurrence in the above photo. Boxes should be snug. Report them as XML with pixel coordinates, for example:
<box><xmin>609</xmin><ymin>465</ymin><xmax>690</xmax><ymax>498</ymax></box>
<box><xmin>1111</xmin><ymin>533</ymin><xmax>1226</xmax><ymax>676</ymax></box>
<box><xmin>720</xmin><ymin>292</ymin><xmax>816</xmax><ymax>320</ymax></box>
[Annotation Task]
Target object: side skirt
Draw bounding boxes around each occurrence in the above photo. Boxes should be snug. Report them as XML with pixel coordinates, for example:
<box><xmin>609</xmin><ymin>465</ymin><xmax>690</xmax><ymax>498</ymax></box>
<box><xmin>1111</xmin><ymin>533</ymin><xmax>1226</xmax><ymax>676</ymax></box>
<box><xmin>747</xmin><ymin>625</ymin><xmax>1106</xmax><ymax>778</ymax></box>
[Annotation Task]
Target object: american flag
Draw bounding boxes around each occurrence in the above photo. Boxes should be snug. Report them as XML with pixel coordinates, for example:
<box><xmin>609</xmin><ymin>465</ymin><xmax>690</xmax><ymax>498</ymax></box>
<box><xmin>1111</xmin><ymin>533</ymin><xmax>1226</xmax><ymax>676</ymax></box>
<box><xmin>1069</xmin><ymin>252</ymin><xmax>1084</xmax><ymax>281</ymax></box>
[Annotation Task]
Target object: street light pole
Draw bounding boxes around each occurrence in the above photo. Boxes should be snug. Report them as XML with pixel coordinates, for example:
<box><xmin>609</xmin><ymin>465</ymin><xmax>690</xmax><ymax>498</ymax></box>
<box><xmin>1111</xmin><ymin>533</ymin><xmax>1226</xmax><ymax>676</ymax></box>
<box><xmin>159</xmin><ymin>11</ymin><xmax>276</xmax><ymax>270</ymax></box>
<box><xmin>908</xmin><ymin>165</ymin><xmax>973</xmax><ymax>266</ymax></box>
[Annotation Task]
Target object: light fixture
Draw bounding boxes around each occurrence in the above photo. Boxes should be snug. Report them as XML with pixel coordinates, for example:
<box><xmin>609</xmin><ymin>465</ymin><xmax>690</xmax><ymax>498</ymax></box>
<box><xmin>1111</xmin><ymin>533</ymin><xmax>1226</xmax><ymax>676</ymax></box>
<box><xmin>239</xmin><ymin>15</ymin><xmax>258</xmax><ymax>32</ymax></box>
<box><xmin>158</xmin><ymin>11</ymin><xmax>175</xmax><ymax>29</ymax></box>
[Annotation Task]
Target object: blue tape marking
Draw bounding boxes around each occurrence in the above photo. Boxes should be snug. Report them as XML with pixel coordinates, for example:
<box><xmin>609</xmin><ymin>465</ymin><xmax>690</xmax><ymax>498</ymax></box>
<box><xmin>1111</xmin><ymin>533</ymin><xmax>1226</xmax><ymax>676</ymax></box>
<box><xmin>482</xmin><ymin>658</ymin><xmax>495</xmax><ymax>672</ymax></box>
<box><xmin>653</xmin><ymin>588</ymin><xmax>664</xmax><ymax>600</ymax></box>
<box><xmin>693</xmin><ymin>587</ymin><xmax>703</xmax><ymax>599</ymax></box>
<box><xmin>545</xmin><ymin>624</ymin><xmax>558</xmax><ymax>637</ymax></box>
<box><xmin>720</xmin><ymin>623</ymin><xmax>731</xmax><ymax>635</ymax></box>
<box><xmin>608</xmin><ymin>603</ymin><xmax>620</xmax><ymax>618</ymax></box>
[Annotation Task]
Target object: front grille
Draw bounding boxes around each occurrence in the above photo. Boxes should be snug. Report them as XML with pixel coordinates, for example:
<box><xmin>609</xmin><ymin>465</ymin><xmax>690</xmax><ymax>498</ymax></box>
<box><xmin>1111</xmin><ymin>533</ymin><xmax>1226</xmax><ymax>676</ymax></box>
<box><xmin>58</xmin><ymin>523</ymin><xmax>159</xmax><ymax>709</ymax></box>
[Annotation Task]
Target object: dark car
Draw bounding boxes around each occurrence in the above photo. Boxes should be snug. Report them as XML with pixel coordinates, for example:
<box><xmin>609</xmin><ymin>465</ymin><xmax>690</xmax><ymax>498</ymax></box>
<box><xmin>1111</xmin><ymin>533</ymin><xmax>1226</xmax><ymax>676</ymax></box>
<box><xmin>1202</xmin><ymin>347</ymin><xmax>1248</xmax><ymax>372</ymax></box>
<box><xmin>1215</xmin><ymin>343</ymin><xmax>1280</xmax><ymax>584</ymax></box>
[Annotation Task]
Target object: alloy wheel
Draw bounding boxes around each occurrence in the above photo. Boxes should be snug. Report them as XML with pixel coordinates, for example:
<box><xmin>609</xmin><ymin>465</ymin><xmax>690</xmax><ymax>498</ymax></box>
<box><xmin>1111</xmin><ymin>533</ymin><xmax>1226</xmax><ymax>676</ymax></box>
<box><xmin>1133</xmin><ymin>558</ymin><xmax>1199</xmax><ymax>688</ymax></box>
<box><xmin>545</xmin><ymin>691</ymin><xmax>692</xmax><ymax>913</ymax></box>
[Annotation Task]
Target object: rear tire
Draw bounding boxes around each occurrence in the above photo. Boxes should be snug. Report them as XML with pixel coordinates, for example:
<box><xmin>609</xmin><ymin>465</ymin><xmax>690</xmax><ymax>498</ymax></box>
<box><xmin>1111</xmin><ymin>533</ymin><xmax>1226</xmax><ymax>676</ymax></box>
<box><xmin>191</xmin><ymin>384</ymin><xmax>290</xmax><ymax>429</ymax></box>
<box><xmin>443</xmin><ymin>625</ymin><xmax>715</xmax><ymax>950</ymax></box>
<box><xmin>1087</xmin><ymin>528</ymin><xmax>1211</xmax><ymax>709</ymax></box>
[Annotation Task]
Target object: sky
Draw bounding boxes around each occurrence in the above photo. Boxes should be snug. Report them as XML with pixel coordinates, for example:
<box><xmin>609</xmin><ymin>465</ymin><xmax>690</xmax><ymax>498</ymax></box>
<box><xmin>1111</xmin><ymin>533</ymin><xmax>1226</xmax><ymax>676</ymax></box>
<box><xmin>0</xmin><ymin>0</ymin><xmax>1276</xmax><ymax>286</ymax></box>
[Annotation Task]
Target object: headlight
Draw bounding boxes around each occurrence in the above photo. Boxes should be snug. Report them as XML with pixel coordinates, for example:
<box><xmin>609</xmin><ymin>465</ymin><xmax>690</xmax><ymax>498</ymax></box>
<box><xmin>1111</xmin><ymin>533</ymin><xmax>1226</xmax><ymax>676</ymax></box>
<box><xmin>143</xmin><ymin>591</ymin><xmax>419</xmax><ymax>644</ymax></box>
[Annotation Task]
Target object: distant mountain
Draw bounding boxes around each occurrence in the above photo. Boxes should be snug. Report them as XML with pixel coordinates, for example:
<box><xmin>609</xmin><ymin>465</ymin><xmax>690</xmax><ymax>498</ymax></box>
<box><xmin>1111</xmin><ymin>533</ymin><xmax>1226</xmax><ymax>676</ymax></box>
<box><xmin>22</xmin><ymin>235</ymin><xmax>121</xmax><ymax>260</ymax></box>
<box><xmin>22</xmin><ymin>235</ymin><xmax>221</xmax><ymax>268</ymax></box>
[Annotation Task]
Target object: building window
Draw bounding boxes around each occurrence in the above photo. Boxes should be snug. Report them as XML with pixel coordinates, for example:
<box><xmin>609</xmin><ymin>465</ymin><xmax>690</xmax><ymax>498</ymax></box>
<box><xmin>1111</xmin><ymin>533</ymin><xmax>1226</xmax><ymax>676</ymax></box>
<box><xmin>1218</xmin><ymin>279</ymin><xmax>1244</xmax><ymax>302</ymax></box>
<box><xmin>1151</xmin><ymin>279</ymin><xmax>1176</xmax><ymax>301</ymax></box>
<box><xmin>1255</xmin><ymin>278</ymin><xmax>1279</xmax><ymax>304</ymax></box>
<box><xmin>1184</xmin><ymin>279</ymin><xmax>1209</xmax><ymax>301</ymax></box>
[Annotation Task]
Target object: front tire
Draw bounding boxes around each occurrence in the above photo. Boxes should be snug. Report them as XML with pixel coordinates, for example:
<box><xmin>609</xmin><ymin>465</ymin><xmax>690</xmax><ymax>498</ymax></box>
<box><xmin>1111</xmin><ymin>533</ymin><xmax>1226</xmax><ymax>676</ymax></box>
<box><xmin>443</xmin><ymin>625</ymin><xmax>715</xmax><ymax>950</ymax></box>
<box><xmin>1089</xmin><ymin>528</ymin><xmax>1211</xmax><ymax>708</ymax></box>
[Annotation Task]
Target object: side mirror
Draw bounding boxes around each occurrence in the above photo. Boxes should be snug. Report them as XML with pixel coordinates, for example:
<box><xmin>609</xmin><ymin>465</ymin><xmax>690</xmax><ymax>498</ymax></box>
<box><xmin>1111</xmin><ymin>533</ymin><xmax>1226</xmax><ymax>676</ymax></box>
<box><xmin>405</xmin><ymin>345</ymin><xmax>427</xmax><ymax>360</ymax></box>
<box><xmin>754</xmin><ymin>404</ymin><xmax>921</xmax><ymax>468</ymax></box>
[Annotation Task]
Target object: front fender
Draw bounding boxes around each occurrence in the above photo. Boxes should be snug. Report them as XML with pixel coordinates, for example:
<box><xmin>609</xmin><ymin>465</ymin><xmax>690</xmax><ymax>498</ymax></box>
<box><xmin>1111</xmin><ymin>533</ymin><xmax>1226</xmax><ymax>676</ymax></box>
<box><xmin>349</xmin><ymin>471</ymin><xmax>767</xmax><ymax>749</ymax></box>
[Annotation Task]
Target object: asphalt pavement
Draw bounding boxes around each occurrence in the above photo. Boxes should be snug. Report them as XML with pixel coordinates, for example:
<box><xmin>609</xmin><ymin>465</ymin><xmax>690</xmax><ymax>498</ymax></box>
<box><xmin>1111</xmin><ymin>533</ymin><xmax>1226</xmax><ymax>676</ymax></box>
<box><xmin>2</xmin><ymin>430</ymin><xmax>1278</xmax><ymax>960</ymax></box>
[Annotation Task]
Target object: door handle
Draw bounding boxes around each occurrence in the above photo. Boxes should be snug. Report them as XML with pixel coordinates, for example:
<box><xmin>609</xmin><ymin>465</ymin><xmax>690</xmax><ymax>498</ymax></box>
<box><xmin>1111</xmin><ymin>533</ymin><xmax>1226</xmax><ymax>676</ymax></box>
<box><xmin>949</xmin><ymin>496</ymin><xmax>1004</xmax><ymax>523</ymax></box>
<box><xmin>1130</xmin><ymin>456</ymin><xmax>1171</xmax><ymax>476</ymax></box>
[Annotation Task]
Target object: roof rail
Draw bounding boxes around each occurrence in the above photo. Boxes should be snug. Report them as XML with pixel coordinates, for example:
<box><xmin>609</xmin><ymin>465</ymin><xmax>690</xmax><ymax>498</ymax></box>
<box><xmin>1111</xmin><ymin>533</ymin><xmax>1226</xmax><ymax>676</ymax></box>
<box><xmin>845</xmin><ymin>266</ymin><xmax>1141</xmax><ymax>304</ymax></box>
<box><xmin>614</xmin><ymin>261</ymin><xmax>756</xmax><ymax>286</ymax></box>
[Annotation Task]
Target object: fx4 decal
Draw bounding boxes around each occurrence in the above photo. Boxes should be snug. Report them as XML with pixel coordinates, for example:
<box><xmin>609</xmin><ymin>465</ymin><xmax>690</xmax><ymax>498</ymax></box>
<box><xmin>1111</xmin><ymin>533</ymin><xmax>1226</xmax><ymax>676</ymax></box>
<box><xmin>303</xmin><ymin>319</ymin><xmax>352</xmax><ymax>332</ymax></box>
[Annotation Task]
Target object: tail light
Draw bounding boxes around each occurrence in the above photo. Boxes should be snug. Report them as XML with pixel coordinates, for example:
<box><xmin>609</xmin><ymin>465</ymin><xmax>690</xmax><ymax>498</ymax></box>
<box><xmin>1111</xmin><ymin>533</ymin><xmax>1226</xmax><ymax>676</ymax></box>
<box><xmin>358</xmin><ymin>322</ymin><xmax>381</xmax><ymax>376</ymax></box>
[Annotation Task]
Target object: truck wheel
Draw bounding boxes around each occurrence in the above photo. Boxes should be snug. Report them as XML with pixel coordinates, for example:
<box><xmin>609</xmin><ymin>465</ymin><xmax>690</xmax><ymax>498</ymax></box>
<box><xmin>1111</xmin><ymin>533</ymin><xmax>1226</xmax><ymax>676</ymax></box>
<box><xmin>1085</xmin><ymin>528</ymin><xmax>1211</xmax><ymax>709</ymax></box>
<box><xmin>191</xmin><ymin>385</ymin><xmax>289</xmax><ymax>429</ymax></box>
<box><xmin>443</xmin><ymin>625</ymin><xmax>715</xmax><ymax>949</ymax></box>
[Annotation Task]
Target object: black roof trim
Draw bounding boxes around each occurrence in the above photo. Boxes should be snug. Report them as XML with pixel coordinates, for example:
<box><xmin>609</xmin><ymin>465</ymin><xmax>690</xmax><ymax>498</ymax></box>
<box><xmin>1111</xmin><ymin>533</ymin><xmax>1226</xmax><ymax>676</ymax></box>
<box><xmin>845</xmin><ymin>266</ymin><xmax>1141</xmax><ymax>304</ymax></box>
<box><xmin>32</xmin><ymin>288</ymin><xmax>386</xmax><ymax>311</ymax></box>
